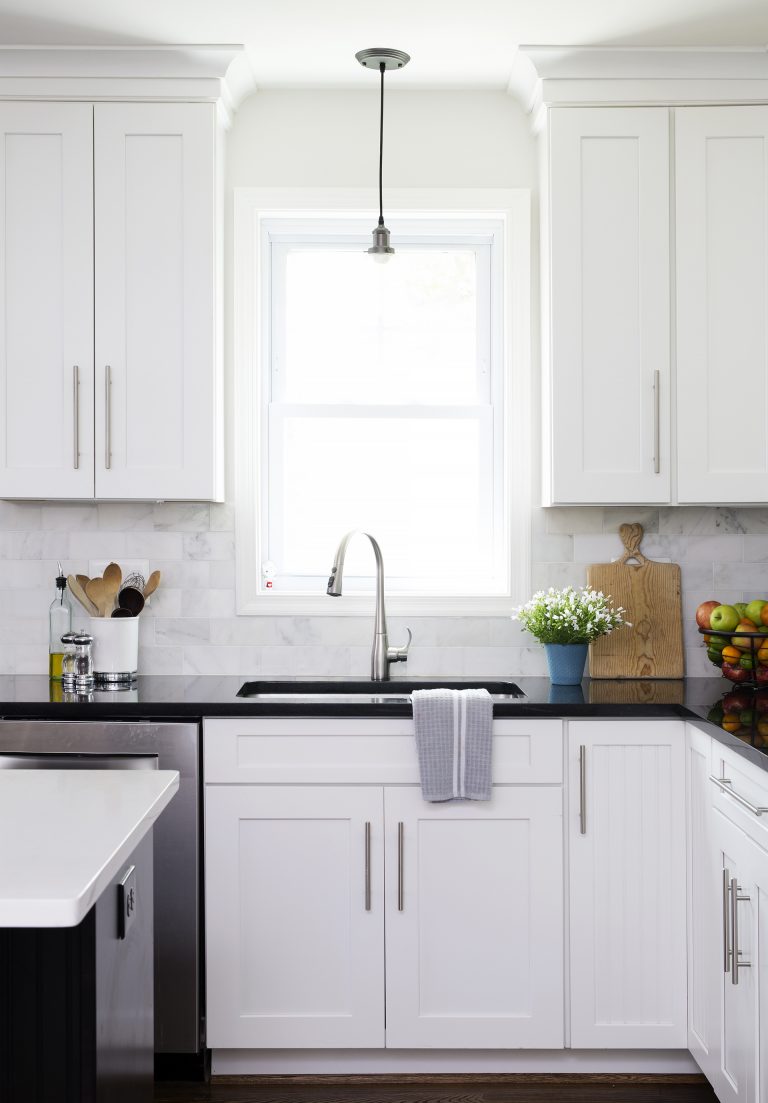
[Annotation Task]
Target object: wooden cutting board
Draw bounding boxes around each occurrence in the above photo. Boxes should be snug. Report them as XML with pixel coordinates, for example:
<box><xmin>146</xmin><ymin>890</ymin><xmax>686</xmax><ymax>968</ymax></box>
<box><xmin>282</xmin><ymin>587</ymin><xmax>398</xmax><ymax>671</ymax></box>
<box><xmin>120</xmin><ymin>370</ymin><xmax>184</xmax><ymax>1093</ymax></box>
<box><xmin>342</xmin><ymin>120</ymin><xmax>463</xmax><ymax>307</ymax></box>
<box><xmin>587</xmin><ymin>523</ymin><xmax>684</xmax><ymax>679</ymax></box>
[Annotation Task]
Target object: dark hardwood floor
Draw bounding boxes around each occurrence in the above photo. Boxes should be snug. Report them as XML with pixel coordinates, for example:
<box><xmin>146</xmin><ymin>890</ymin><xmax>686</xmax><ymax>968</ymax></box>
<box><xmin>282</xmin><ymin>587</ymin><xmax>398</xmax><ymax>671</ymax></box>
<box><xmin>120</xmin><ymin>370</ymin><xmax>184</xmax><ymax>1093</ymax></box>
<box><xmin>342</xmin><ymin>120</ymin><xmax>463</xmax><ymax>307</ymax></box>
<box><xmin>155</xmin><ymin>1074</ymin><xmax>718</xmax><ymax>1103</ymax></box>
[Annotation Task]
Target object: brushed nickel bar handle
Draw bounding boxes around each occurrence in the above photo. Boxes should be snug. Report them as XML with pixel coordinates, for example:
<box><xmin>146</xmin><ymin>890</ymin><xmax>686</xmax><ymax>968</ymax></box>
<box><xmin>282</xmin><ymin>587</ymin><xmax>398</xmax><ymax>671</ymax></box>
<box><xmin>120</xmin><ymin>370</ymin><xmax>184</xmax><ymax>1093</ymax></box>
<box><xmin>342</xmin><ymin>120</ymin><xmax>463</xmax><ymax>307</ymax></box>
<box><xmin>105</xmin><ymin>365</ymin><xmax>112</xmax><ymax>470</ymax></box>
<box><xmin>397</xmin><ymin>821</ymin><xmax>404</xmax><ymax>911</ymax></box>
<box><xmin>723</xmin><ymin>867</ymin><xmax>732</xmax><ymax>973</ymax></box>
<box><xmin>709</xmin><ymin>774</ymin><xmax>768</xmax><ymax>817</ymax></box>
<box><xmin>653</xmin><ymin>369</ymin><xmax>661</xmax><ymax>474</ymax></box>
<box><xmin>579</xmin><ymin>745</ymin><xmax>587</xmax><ymax>835</ymax></box>
<box><xmin>364</xmin><ymin>821</ymin><xmax>371</xmax><ymax>912</ymax></box>
<box><xmin>72</xmin><ymin>365</ymin><xmax>80</xmax><ymax>470</ymax></box>
<box><xmin>730</xmin><ymin>875</ymin><xmax>751</xmax><ymax>986</ymax></box>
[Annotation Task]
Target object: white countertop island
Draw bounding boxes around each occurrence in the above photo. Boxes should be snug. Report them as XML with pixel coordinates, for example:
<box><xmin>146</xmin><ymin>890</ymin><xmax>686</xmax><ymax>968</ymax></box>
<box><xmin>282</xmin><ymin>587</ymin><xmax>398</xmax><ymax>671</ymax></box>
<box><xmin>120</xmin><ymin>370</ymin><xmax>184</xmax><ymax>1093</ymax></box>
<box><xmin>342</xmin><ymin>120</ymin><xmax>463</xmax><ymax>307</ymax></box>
<box><xmin>0</xmin><ymin>768</ymin><xmax>178</xmax><ymax>927</ymax></box>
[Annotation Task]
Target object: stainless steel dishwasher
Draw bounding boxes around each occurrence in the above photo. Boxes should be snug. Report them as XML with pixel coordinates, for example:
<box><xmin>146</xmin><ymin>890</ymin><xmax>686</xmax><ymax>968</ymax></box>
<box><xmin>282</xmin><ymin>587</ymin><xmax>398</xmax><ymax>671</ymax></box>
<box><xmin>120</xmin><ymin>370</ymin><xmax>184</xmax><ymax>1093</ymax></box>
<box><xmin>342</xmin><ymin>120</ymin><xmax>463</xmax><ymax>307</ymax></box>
<box><xmin>0</xmin><ymin>720</ymin><xmax>201</xmax><ymax>1067</ymax></box>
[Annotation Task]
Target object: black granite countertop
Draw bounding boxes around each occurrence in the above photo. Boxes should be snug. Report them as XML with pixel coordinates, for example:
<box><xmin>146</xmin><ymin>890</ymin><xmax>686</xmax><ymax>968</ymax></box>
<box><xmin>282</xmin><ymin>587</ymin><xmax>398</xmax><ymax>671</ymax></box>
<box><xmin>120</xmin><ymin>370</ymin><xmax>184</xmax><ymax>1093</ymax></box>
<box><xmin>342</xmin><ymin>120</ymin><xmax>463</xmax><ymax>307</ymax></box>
<box><xmin>0</xmin><ymin>674</ymin><xmax>766</xmax><ymax>774</ymax></box>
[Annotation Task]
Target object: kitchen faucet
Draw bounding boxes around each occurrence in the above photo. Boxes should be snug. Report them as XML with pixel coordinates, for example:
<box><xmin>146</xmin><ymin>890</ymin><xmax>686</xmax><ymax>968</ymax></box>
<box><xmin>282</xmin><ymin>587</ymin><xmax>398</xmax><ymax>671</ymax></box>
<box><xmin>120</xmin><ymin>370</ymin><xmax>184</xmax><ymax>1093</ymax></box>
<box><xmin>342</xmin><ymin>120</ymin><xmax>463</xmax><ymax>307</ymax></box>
<box><xmin>327</xmin><ymin>531</ymin><xmax>412</xmax><ymax>681</ymax></box>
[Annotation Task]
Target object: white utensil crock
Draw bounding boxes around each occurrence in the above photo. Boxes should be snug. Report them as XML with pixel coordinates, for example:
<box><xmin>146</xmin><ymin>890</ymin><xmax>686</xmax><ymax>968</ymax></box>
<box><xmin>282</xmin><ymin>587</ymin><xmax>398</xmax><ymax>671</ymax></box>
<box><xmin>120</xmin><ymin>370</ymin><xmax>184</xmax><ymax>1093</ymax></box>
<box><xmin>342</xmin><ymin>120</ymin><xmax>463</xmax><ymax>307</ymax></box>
<box><xmin>89</xmin><ymin>617</ymin><xmax>139</xmax><ymax>682</ymax></box>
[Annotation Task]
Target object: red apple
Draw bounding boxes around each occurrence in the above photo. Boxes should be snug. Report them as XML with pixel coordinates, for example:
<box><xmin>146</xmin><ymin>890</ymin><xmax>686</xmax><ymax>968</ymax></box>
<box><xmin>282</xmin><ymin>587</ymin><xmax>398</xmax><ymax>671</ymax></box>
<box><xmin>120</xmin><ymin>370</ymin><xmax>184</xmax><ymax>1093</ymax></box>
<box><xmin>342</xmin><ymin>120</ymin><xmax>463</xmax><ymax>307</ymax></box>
<box><xmin>723</xmin><ymin>691</ymin><xmax>752</xmax><ymax>712</ymax></box>
<box><xmin>722</xmin><ymin>661</ymin><xmax>750</xmax><ymax>683</ymax></box>
<box><xmin>756</xmin><ymin>666</ymin><xmax>768</xmax><ymax>686</ymax></box>
<box><xmin>696</xmin><ymin>600</ymin><xmax>721</xmax><ymax>630</ymax></box>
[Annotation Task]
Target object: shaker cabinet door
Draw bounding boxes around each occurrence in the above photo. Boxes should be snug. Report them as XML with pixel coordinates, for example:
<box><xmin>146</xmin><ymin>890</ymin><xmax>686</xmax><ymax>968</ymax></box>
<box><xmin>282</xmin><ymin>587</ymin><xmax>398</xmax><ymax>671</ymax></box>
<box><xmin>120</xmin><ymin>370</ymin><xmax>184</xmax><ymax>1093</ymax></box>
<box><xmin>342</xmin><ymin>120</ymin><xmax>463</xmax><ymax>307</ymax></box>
<box><xmin>205</xmin><ymin>785</ymin><xmax>385</xmax><ymax>1049</ymax></box>
<box><xmin>676</xmin><ymin>106</ymin><xmax>768</xmax><ymax>504</ymax></box>
<box><xmin>94</xmin><ymin>102</ymin><xmax>221</xmax><ymax>500</ymax></box>
<box><xmin>0</xmin><ymin>102</ymin><xmax>94</xmax><ymax>498</ymax></box>
<box><xmin>383</xmin><ymin>785</ymin><xmax>564</xmax><ymax>1048</ymax></box>
<box><xmin>546</xmin><ymin>107</ymin><xmax>671</xmax><ymax>504</ymax></box>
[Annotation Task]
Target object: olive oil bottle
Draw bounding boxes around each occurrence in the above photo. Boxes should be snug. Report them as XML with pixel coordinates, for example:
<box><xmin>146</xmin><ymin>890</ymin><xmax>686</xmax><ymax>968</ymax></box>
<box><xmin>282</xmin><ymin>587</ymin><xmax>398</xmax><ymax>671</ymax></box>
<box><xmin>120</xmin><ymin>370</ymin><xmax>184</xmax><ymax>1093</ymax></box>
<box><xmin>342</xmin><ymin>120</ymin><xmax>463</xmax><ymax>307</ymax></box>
<box><xmin>49</xmin><ymin>562</ymin><xmax>73</xmax><ymax>680</ymax></box>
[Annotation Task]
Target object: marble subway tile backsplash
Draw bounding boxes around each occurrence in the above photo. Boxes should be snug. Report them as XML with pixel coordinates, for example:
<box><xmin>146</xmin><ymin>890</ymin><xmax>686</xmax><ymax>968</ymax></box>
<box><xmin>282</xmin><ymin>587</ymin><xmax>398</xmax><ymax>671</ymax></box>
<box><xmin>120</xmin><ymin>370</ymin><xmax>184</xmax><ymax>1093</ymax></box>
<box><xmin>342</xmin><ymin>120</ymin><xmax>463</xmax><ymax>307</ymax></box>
<box><xmin>0</xmin><ymin>500</ymin><xmax>766</xmax><ymax>678</ymax></box>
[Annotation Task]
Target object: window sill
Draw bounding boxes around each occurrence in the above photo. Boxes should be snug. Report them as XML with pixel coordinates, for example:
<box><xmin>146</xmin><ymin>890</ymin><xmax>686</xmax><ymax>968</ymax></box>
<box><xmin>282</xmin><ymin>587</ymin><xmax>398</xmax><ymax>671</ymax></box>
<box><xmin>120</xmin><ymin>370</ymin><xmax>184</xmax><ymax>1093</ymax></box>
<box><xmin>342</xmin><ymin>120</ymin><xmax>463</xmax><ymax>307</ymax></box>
<box><xmin>236</xmin><ymin>593</ymin><xmax>518</xmax><ymax>618</ymax></box>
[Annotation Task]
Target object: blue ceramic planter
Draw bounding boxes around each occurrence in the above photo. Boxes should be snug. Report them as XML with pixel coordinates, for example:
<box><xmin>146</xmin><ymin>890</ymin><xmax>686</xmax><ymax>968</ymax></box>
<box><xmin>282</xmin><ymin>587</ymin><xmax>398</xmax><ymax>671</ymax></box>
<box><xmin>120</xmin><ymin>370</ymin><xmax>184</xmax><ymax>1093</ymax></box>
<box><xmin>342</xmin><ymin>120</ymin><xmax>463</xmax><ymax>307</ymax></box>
<box><xmin>544</xmin><ymin>643</ymin><xmax>588</xmax><ymax>686</ymax></box>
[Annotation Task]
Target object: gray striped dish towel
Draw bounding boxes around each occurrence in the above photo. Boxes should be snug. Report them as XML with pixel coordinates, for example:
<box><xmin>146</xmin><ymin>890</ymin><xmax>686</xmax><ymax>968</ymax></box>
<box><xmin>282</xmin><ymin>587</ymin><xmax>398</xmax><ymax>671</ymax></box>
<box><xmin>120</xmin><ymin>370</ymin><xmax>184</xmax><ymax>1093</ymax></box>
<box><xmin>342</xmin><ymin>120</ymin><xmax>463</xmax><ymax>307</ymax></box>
<box><xmin>411</xmin><ymin>688</ymin><xmax>493</xmax><ymax>802</ymax></box>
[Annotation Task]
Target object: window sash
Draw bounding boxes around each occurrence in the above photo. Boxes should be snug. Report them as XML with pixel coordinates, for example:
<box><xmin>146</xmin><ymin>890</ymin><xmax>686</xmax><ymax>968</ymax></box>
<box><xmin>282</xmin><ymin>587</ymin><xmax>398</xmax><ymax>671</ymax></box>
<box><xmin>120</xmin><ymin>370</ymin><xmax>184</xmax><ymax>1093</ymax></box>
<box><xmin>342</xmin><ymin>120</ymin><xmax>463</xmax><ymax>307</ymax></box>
<box><xmin>268</xmin><ymin>237</ymin><xmax>493</xmax><ymax>407</ymax></box>
<box><xmin>264</xmin><ymin>403</ymin><xmax>507</xmax><ymax>594</ymax></box>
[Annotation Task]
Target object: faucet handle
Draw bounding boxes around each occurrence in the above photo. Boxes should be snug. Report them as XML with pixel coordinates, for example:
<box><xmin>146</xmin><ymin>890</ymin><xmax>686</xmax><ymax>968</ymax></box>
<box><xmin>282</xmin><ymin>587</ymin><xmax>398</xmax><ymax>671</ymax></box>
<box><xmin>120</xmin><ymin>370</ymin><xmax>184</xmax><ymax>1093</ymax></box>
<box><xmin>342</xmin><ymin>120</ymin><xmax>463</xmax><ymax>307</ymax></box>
<box><xmin>388</xmin><ymin>627</ymin><xmax>412</xmax><ymax>664</ymax></box>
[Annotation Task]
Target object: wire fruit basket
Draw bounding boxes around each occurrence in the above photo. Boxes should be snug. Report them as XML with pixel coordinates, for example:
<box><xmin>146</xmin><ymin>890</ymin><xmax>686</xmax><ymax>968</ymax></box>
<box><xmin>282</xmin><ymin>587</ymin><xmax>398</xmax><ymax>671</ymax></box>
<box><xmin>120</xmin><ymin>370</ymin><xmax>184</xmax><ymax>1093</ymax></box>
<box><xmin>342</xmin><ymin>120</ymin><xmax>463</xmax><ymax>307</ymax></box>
<box><xmin>698</xmin><ymin>625</ymin><xmax>768</xmax><ymax>688</ymax></box>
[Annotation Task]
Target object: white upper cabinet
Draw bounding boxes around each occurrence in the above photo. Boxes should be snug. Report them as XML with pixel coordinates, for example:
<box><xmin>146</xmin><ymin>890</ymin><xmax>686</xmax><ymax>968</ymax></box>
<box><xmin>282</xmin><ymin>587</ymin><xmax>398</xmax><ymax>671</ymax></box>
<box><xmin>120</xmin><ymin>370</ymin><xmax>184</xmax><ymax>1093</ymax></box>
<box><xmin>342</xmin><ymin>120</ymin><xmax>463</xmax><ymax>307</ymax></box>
<box><xmin>94</xmin><ymin>103</ymin><xmax>221</xmax><ymax>500</ymax></box>
<box><xmin>0</xmin><ymin>103</ymin><xmax>94</xmax><ymax>498</ymax></box>
<box><xmin>0</xmin><ymin>98</ymin><xmax>223</xmax><ymax>501</ymax></box>
<box><xmin>545</xmin><ymin>107</ymin><xmax>671</xmax><ymax>505</ymax></box>
<box><xmin>676</xmin><ymin>106</ymin><xmax>768</xmax><ymax>504</ymax></box>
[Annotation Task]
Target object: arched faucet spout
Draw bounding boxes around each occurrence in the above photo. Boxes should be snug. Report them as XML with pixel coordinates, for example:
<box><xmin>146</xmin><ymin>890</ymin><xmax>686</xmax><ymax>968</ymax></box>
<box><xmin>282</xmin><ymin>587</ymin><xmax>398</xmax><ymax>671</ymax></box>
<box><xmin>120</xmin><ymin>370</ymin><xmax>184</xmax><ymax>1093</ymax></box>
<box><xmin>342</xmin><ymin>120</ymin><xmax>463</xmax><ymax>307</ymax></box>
<box><xmin>326</xmin><ymin>530</ymin><xmax>411</xmax><ymax>681</ymax></box>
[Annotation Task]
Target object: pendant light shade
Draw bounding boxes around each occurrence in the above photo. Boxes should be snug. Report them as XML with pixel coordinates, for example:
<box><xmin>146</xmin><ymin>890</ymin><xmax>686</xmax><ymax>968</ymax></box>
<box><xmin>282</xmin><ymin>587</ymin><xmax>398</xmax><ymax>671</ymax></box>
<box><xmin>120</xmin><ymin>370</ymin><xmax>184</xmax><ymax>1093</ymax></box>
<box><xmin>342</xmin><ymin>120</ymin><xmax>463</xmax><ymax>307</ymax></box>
<box><xmin>355</xmin><ymin>48</ymin><xmax>410</xmax><ymax>260</ymax></box>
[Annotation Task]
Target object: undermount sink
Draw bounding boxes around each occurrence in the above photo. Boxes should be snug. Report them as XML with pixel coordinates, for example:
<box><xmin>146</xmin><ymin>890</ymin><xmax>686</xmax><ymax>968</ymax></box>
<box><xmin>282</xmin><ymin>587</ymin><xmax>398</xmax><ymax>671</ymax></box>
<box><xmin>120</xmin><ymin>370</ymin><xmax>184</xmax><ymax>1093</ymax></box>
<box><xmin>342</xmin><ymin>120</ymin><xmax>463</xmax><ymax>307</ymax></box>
<box><xmin>236</xmin><ymin>679</ymin><xmax>526</xmax><ymax>703</ymax></box>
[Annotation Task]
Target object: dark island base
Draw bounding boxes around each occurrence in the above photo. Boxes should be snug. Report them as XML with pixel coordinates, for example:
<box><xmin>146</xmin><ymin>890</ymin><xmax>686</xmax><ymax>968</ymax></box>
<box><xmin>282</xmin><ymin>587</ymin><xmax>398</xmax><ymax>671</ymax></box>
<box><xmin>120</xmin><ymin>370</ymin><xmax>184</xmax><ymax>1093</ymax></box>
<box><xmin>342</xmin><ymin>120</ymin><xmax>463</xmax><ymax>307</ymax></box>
<box><xmin>0</xmin><ymin>832</ymin><xmax>154</xmax><ymax>1103</ymax></box>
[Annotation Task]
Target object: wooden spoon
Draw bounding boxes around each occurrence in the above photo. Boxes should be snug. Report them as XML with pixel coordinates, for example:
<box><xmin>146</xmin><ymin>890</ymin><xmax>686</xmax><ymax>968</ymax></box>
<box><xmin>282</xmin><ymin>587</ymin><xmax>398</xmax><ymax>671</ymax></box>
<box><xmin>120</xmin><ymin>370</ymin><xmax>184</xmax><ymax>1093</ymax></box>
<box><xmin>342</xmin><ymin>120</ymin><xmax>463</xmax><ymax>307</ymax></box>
<box><xmin>142</xmin><ymin>570</ymin><xmax>161</xmax><ymax>599</ymax></box>
<box><xmin>86</xmin><ymin>576</ymin><xmax>111</xmax><ymax>618</ymax></box>
<box><xmin>67</xmin><ymin>575</ymin><xmax>98</xmax><ymax>617</ymax></box>
<box><xmin>76</xmin><ymin>574</ymin><xmax>91</xmax><ymax>590</ymax></box>
<box><xmin>102</xmin><ymin>562</ymin><xmax>122</xmax><ymax>612</ymax></box>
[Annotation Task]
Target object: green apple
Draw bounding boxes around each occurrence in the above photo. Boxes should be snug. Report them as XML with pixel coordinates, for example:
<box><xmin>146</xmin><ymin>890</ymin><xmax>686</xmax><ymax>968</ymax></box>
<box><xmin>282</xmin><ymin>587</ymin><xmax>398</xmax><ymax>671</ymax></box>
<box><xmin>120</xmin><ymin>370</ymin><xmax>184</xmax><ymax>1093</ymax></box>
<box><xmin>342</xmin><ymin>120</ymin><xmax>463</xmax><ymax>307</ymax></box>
<box><xmin>735</xmin><ymin>602</ymin><xmax>749</xmax><ymax>618</ymax></box>
<box><xmin>710</xmin><ymin>604</ymin><xmax>741</xmax><ymax>633</ymax></box>
<box><xmin>746</xmin><ymin>600</ymin><xmax>768</xmax><ymax>625</ymax></box>
<box><xmin>708</xmin><ymin>636</ymin><xmax>727</xmax><ymax>652</ymax></box>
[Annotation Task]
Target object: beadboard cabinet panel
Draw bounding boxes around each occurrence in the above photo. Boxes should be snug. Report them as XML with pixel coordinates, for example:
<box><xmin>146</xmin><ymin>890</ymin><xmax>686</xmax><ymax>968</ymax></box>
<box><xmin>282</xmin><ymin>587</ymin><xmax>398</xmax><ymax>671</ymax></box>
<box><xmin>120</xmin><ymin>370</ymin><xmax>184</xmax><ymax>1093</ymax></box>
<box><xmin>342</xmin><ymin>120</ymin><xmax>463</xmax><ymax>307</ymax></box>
<box><xmin>676</xmin><ymin>106</ymin><xmax>768</xmax><ymax>504</ymax></box>
<box><xmin>0</xmin><ymin>102</ymin><xmax>94</xmax><ymax>498</ymax></box>
<box><xmin>94</xmin><ymin>102</ymin><xmax>221</xmax><ymax>500</ymax></box>
<box><xmin>569</xmin><ymin>722</ymin><xmax>687</xmax><ymax>1047</ymax></box>
<box><xmin>383</xmin><ymin>786</ymin><xmax>564</xmax><ymax>1049</ymax></box>
<box><xmin>686</xmin><ymin>725</ymin><xmax>720</xmax><ymax>1083</ymax></box>
<box><xmin>546</xmin><ymin>107</ymin><xmax>670</xmax><ymax>505</ymax></box>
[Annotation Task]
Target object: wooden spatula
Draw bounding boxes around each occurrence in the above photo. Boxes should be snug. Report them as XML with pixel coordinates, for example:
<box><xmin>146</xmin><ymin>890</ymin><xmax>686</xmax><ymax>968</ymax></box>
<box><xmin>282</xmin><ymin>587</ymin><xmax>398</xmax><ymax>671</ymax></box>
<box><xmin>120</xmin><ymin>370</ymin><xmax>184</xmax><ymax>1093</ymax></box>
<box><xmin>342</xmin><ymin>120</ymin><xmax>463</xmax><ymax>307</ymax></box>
<box><xmin>102</xmin><ymin>561</ymin><xmax>122</xmax><ymax>611</ymax></box>
<box><xmin>143</xmin><ymin>570</ymin><xmax>161</xmax><ymax>599</ymax></box>
<box><xmin>67</xmin><ymin>575</ymin><xmax>98</xmax><ymax>617</ymax></box>
<box><xmin>86</xmin><ymin>577</ymin><xmax>112</xmax><ymax>618</ymax></box>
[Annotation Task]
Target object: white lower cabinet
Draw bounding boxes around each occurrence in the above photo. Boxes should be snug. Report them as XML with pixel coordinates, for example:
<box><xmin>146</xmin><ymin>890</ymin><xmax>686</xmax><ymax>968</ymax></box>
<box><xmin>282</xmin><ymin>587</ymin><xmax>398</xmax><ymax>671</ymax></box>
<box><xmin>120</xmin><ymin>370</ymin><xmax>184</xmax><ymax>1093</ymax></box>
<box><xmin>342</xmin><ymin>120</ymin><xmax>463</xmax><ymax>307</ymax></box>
<box><xmin>709</xmin><ymin>811</ymin><xmax>758</xmax><ymax>1103</ymax></box>
<box><xmin>687</xmin><ymin>724</ymin><xmax>720</xmax><ymax>1081</ymax></box>
<box><xmin>204</xmin><ymin>717</ymin><xmax>564</xmax><ymax>1051</ymax></box>
<box><xmin>205</xmin><ymin>785</ymin><xmax>385</xmax><ymax>1048</ymax></box>
<box><xmin>383</xmin><ymin>786</ymin><xmax>564</xmax><ymax>1048</ymax></box>
<box><xmin>687</xmin><ymin>724</ymin><xmax>768</xmax><ymax>1103</ymax></box>
<box><xmin>568</xmin><ymin>721</ymin><xmax>687</xmax><ymax>1047</ymax></box>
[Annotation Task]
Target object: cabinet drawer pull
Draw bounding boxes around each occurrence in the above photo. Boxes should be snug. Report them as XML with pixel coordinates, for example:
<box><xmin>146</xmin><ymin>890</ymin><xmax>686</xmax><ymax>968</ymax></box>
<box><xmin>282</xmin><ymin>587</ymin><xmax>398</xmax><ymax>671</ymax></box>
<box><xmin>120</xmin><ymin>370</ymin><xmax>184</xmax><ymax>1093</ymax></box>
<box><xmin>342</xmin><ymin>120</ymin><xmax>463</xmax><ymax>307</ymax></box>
<box><xmin>653</xmin><ymin>369</ymin><xmax>661</xmax><ymax>475</ymax></box>
<box><xmin>105</xmin><ymin>365</ymin><xmax>112</xmax><ymax>470</ymax></box>
<box><xmin>709</xmin><ymin>774</ymin><xmax>768</xmax><ymax>817</ymax></box>
<box><xmin>730</xmin><ymin>876</ymin><xmax>751</xmax><ymax>986</ymax></box>
<box><xmin>72</xmin><ymin>365</ymin><xmax>80</xmax><ymax>470</ymax></box>
<box><xmin>579</xmin><ymin>744</ymin><xmax>586</xmax><ymax>835</ymax></box>
<box><xmin>397</xmin><ymin>821</ymin><xmax>404</xmax><ymax>911</ymax></box>
<box><xmin>723</xmin><ymin>867</ymin><xmax>731</xmax><ymax>973</ymax></box>
<box><xmin>364</xmin><ymin>821</ymin><xmax>371</xmax><ymax>912</ymax></box>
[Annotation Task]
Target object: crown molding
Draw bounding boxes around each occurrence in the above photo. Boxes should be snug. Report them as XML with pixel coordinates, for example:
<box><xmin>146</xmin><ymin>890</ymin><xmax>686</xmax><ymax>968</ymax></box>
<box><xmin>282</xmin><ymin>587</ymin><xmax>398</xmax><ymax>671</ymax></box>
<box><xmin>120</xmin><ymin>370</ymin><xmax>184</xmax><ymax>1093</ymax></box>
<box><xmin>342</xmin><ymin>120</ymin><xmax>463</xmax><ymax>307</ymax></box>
<box><xmin>509</xmin><ymin>45</ymin><xmax>768</xmax><ymax>124</ymax></box>
<box><xmin>0</xmin><ymin>45</ymin><xmax>256</xmax><ymax>122</ymax></box>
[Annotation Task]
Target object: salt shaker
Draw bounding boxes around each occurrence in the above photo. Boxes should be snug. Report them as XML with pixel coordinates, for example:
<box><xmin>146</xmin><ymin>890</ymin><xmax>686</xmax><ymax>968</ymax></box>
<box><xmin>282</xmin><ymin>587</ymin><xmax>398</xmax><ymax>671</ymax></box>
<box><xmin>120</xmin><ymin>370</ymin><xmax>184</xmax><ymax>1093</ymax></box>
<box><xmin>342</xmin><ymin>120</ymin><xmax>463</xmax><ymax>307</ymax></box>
<box><xmin>60</xmin><ymin>632</ymin><xmax>78</xmax><ymax>684</ymax></box>
<box><xmin>62</xmin><ymin>632</ymin><xmax>94</xmax><ymax>691</ymax></box>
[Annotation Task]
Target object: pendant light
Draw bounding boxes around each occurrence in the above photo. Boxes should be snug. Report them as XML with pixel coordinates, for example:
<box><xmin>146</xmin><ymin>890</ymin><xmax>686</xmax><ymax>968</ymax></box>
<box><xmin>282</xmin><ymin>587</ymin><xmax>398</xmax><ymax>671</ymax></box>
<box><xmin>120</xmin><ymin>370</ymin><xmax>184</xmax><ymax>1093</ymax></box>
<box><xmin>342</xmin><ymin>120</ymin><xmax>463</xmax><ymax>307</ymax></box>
<box><xmin>355</xmin><ymin>48</ymin><xmax>410</xmax><ymax>261</ymax></box>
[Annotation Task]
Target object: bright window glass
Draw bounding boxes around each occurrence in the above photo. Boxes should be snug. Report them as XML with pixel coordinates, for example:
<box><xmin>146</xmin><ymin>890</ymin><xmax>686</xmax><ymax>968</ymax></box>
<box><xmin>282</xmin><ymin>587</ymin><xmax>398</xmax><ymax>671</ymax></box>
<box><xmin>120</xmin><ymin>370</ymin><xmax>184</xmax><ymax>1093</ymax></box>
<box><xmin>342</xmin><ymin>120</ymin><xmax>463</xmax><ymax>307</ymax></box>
<box><xmin>263</xmin><ymin>221</ymin><xmax>506</xmax><ymax>597</ymax></box>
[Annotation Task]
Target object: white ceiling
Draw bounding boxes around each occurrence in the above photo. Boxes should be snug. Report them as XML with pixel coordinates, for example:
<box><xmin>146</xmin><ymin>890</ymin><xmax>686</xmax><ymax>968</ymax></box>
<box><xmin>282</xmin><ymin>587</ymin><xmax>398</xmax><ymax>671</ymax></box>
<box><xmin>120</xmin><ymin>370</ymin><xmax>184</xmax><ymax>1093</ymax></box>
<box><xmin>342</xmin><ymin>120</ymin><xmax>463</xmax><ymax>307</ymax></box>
<box><xmin>0</xmin><ymin>0</ymin><xmax>766</xmax><ymax>90</ymax></box>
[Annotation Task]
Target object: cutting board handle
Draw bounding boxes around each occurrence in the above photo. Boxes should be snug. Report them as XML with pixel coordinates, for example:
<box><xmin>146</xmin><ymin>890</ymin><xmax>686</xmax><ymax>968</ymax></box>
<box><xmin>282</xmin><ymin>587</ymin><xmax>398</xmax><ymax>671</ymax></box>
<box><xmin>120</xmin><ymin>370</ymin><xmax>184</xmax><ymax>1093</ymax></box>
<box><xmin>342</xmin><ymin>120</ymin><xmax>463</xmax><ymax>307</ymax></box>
<box><xmin>617</xmin><ymin>522</ymin><xmax>649</xmax><ymax>565</ymax></box>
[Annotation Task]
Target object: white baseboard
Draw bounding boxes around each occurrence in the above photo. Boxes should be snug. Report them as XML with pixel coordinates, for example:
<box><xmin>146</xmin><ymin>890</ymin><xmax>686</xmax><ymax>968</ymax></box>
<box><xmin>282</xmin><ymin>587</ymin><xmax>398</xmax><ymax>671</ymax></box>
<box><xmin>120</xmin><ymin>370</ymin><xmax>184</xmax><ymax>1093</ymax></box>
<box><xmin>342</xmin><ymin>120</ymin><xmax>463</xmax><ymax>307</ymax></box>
<box><xmin>211</xmin><ymin>1048</ymin><xmax>700</xmax><ymax>1076</ymax></box>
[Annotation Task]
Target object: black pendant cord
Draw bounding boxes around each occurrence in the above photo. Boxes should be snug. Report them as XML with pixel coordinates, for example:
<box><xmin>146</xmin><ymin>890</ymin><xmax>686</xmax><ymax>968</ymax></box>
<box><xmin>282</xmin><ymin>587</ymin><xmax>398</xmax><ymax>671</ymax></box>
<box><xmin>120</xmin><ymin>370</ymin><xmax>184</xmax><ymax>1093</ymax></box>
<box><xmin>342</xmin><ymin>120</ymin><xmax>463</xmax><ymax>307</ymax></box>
<box><xmin>378</xmin><ymin>62</ymin><xmax>385</xmax><ymax>226</ymax></box>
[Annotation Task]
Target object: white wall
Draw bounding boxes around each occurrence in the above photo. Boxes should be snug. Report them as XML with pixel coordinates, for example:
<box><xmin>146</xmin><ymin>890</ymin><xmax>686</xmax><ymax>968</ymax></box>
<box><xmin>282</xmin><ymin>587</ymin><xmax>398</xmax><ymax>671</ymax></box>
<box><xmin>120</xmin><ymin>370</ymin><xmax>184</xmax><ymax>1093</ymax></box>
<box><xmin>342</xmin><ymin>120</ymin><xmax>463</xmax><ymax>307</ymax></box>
<box><xmin>227</xmin><ymin>90</ymin><xmax>537</xmax><ymax>189</ymax></box>
<box><xmin>0</xmin><ymin>90</ymin><xmax>756</xmax><ymax>678</ymax></box>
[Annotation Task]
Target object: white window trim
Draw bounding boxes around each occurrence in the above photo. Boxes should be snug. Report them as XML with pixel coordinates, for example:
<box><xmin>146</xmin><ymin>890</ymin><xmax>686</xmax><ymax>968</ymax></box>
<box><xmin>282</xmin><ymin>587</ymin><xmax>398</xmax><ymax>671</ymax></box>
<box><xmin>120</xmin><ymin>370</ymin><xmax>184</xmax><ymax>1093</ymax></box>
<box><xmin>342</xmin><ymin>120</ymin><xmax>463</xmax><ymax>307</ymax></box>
<box><xmin>234</xmin><ymin>187</ymin><xmax>531</xmax><ymax>617</ymax></box>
